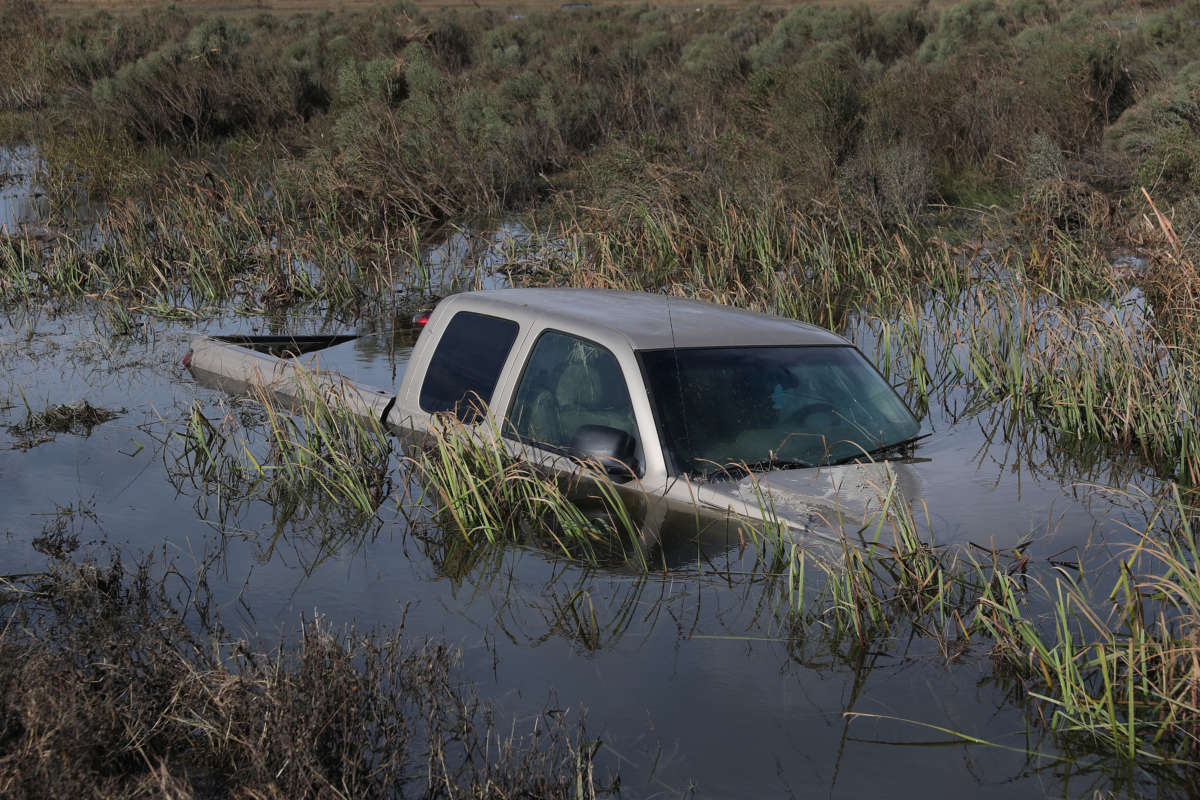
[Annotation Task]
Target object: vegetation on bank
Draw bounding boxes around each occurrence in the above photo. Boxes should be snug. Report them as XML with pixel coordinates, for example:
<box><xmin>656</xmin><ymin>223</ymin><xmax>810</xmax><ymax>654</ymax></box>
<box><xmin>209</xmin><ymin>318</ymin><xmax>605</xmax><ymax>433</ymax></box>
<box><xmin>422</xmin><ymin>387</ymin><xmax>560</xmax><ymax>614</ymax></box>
<box><xmin>0</xmin><ymin>0</ymin><xmax>1196</xmax><ymax>235</ymax></box>
<box><xmin>0</xmin><ymin>553</ymin><xmax>614</xmax><ymax>798</ymax></box>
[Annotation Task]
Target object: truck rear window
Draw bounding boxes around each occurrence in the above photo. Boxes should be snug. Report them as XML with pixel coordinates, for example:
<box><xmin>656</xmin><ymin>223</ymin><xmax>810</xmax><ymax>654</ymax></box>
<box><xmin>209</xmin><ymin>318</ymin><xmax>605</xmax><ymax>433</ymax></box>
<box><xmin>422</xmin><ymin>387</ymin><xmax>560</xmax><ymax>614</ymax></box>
<box><xmin>419</xmin><ymin>311</ymin><xmax>520</xmax><ymax>422</ymax></box>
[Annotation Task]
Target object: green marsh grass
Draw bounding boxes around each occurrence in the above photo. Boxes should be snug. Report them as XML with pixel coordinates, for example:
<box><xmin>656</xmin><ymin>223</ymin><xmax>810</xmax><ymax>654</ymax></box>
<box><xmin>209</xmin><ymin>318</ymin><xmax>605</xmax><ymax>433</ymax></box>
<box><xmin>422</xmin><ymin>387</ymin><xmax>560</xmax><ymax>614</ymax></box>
<box><xmin>0</xmin><ymin>169</ymin><xmax>424</xmax><ymax>314</ymax></box>
<box><xmin>756</xmin><ymin>469</ymin><xmax>1200</xmax><ymax>774</ymax></box>
<box><xmin>966</xmin><ymin>487</ymin><xmax>1200</xmax><ymax>770</ymax></box>
<box><xmin>172</xmin><ymin>372</ymin><xmax>397</xmax><ymax>555</ymax></box>
<box><xmin>405</xmin><ymin>413</ymin><xmax>649</xmax><ymax>569</ymax></box>
<box><xmin>759</xmin><ymin>463</ymin><xmax>994</xmax><ymax>656</ymax></box>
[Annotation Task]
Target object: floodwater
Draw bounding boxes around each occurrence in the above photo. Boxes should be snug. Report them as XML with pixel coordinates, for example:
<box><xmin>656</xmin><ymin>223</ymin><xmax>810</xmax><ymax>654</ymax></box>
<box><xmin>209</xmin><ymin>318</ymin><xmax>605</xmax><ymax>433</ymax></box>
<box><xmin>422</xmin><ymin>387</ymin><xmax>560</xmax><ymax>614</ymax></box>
<box><xmin>0</xmin><ymin>151</ymin><xmax>1173</xmax><ymax>798</ymax></box>
<box><xmin>0</xmin><ymin>145</ymin><xmax>46</xmax><ymax>234</ymax></box>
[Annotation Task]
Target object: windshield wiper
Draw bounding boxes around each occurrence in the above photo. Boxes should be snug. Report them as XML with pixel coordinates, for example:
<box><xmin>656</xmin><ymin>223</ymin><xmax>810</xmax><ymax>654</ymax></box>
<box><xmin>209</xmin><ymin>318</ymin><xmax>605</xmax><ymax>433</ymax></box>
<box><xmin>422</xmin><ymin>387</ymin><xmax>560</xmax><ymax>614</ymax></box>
<box><xmin>701</xmin><ymin>457</ymin><xmax>814</xmax><ymax>481</ymax></box>
<box><xmin>829</xmin><ymin>433</ymin><xmax>931</xmax><ymax>466</ymax></box>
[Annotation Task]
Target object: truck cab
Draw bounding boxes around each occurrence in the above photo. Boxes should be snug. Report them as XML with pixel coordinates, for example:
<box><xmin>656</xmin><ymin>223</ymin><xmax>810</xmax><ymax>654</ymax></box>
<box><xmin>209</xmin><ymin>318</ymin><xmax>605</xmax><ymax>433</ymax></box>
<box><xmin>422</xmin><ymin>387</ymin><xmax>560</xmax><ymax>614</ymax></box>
<box><xmin>388</xmin><ymin>289</ymin><xmax>924</xmax><ymax>538</ymax></box>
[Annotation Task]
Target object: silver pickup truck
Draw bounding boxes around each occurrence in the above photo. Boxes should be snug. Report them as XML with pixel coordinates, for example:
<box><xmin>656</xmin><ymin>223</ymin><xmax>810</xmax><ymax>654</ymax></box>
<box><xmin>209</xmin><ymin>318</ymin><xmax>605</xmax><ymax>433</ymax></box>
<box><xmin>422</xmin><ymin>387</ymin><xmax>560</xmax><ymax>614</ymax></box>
<box><xmin>186</xmin><ymin>288</ymin><xmax>924</xmax><ymax>540</ymax></box>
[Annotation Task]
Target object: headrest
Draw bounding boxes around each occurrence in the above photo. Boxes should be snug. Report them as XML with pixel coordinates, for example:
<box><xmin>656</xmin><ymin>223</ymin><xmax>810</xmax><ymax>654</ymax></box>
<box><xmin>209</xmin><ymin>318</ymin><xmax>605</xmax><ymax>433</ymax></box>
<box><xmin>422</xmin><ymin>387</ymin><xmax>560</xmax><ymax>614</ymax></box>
<box><xmin>556</xmin><ymin>362</ymin><xmax>603</xmax><ymax>407</ymax></box>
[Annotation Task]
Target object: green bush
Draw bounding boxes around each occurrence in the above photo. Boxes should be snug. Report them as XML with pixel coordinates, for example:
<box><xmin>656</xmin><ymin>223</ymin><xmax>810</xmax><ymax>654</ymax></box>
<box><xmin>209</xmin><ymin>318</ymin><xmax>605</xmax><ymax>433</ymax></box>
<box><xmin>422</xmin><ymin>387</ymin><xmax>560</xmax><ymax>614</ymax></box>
<box><xmin>484</xmin><ymin>27</ymin><xmax>525</xmax><ymax>69</ymax></box>
<box><xmin>748</xmin><ymin>7</ymin><xmax>814</xmax><ymax>68</ymax></box>
<box><xmin>1106</xmin><ymin>62</ymin><xmax>1200</xmax><ymax>162</ymax></box>
<box><xmin>765</xmin><ymin>44</ymin><xmax>864</xmax><ymax>170</ymax></box>
<box><xmin>92</xmin><ymin>17</ymin><xmax>316</xmax><ymax>142</ymax></box>
<box><xmin>872</xmin><ymin>8</ymin><xmax>928</xmax><ymax>63</ymax></box>
<box><xmin>537</xmin><ymin>82</ymin><xmax>611</xmax><ymax>150</ymax></box>
<box><xmin>51</xmin><ymin>10</ymin><xmax>182</xmax><ymax>83</ymax></box>
<box><xmin>429</xmin><ymin>20</ymin><xmax>472</xmax><ymax>71</ymax></box>
<box><xmin>1132</xmin><ymin>125</ymin><xmax>1200</xmax><ymax>205</ymax></box>
<box><xmin>680</xmin><ymin>33</ymin><xmax>744</xmax><ymax>88</ymax></box>
<box><xmin>840</xmin><ymin>130</ymin><xmax>933</xmax><ymax>226</ymax></box>
<box><xmin>4</xmin><ymin>0</ymin><xmax>1194</xmax><ymax>240</ymax></box>
<box><xmin>404</xmin><ymin>42</ymin><xmax>445</xmax><ymax>96</ymax></box>
<box><xmin>916</xmin><ymin>0</ymin><xmax>1008</xmax><ymax>62</ymax></box>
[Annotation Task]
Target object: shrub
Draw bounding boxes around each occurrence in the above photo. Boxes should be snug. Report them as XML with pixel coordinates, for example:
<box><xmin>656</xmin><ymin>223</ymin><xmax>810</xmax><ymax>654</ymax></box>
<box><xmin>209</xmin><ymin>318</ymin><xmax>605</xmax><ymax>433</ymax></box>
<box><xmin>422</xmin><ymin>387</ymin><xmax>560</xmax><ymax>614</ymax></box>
<box><xmin>1023</xmin><ymin>133</ymin><xmax>1066</xmax><ymax>182</ymax></box>
<box><xmin>404</xmin><ymin>42</ymin><xmax>444</xmax><ymax>96</ymax></box>
<box><xmin>680</xmin><ymin>32</ymin><xmax>744</xmax><ymax>88</ymax></box>
<box><xmin>90</xmin><ymin>16</ymin><xmax>329</xmax><ymax>143</ymax></box>
<box><xmin>840</xmin><ymin>131</ymin><xmax>933</xmax><ymax>226</ymax></box>
<box><xmin>1132</xmin><ymin>125</ymin><xmax>1200</xmax><ymax>206</ymax></box>
<box><xmin>748</xmin><ymin>6</ymin><xmax>813</xmax><ymax>68</ymax></box>
<box><xmin>1105</xmin><ymin>62</ymin><xmax>1200</xmax><ymax>163</ymax></box>
<box><xmin>1019</xmin><ymin>176</ymin><xmax>1112</xmax><ymax>242</ymax></box>
<box><xmin>916</xmin><ymin>0</ymin><xmax>1009</xmax><ymax>62</ymax></box>
<box><xmin>537</xmin><ymin>82</ymin><xmax>611</xmax><ymax>151</ymax></box>
<box><xmin>725</xmin><ymin>4</ymin><xmax>776</xmax><ymax>50</ymax></box>
<box><xmin>872</xmin><ymin>7</ymin><xmax>928</xmax><ymax>63</ymax></box>
<box><xmin>765</xmin><ymin>44</ymin><xmax>864</xmax><ymax>171</ymax></box>
<box><xmin>1009</xmin><ymin>0</ymin><xmax>1056</xmax><ymax>25</ymax></box>
<box><xmin>51</xmin><ymin>12</ymin><xmax>169</xmax><ymax>83</ymax></box>
<box><xmin>429</xmin><ymin>19</ymin><xmax>472</xmax><ymax>71</ymax></box>
<box><xmin>453</xmin><ymin>86</ymin><xmax>514</xmax><ymax>155</ymax></box>
<box><xmin>483</xmin><ymin>26</ymin><xmax>525</xmax><ymax>69</ymax></box>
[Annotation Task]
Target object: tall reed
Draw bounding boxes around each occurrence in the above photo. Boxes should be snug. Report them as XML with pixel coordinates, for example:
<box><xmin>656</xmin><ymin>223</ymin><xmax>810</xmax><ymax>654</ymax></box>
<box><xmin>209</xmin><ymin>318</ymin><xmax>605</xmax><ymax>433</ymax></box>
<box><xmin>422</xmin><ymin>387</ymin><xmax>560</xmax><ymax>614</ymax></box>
<box><xmin>405</xmin><ymin>413</ymin><xmax>648</xmax><ymax>568</ymax></box>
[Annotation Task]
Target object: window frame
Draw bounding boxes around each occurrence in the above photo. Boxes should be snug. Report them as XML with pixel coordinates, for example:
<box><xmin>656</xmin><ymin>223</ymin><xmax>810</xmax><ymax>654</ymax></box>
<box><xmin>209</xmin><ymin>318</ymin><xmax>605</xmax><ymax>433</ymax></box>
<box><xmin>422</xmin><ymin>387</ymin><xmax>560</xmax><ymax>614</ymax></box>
<box><xmin>417</xmin><ymin>310</ymin><xmax>521</xmax><ymax>423</ymax></box>
<box><xmin>503</xmin><ymin>327</ymin><xmax>644</xmax><ymax>475</ymax></box>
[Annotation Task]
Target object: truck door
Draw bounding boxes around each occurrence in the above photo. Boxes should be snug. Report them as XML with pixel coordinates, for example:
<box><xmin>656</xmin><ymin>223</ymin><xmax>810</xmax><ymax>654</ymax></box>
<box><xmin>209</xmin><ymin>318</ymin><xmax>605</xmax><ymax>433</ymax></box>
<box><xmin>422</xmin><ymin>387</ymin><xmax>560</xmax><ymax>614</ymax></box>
<box><xmin>504</xmin><ymin>329</ymin><xmax>648</xmax><ymax>522</ymax></box>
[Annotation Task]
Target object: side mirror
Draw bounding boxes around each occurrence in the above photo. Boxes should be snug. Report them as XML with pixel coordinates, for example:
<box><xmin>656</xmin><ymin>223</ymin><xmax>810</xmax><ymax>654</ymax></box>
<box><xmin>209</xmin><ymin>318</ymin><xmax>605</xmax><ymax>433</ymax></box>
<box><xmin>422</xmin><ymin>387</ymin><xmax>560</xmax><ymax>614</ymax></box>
<box><xmin>569</xmin><ymin>424</ymin><xmax>638</xmax><ymax>483</ymax></box>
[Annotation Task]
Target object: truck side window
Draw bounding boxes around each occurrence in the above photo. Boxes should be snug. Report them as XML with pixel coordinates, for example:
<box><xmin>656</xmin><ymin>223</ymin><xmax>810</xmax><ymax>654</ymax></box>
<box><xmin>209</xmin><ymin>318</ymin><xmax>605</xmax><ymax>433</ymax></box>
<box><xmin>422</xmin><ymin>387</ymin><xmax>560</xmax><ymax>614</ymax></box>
<box><xmin>508</xmin><ymin>331</ymin><xmax>637</xmax><ymax>451</ymax></box>
<box><xmin>419</xmin><ymin>311</ymin><xmax>520</xmax><ymax>422</ymax></box>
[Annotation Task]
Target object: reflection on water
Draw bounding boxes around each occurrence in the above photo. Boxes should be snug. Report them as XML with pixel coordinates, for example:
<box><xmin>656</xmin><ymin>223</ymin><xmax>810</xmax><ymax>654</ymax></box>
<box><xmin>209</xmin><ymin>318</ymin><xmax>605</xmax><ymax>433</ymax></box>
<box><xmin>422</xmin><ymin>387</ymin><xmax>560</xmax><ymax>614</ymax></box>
<box><xmin>0</xmin><ymin>260</ymin><xmax>1180</xmax><ymax>797</ymax></box>
<box><xmin>0</xmin><ymin>144</ymin><xmax>45</xmax><ymax>235</ymax></box>
<box><xmin>0</xmin><ymin>144</ymin><xmax>105</xmax><ymax>247</ymax></box>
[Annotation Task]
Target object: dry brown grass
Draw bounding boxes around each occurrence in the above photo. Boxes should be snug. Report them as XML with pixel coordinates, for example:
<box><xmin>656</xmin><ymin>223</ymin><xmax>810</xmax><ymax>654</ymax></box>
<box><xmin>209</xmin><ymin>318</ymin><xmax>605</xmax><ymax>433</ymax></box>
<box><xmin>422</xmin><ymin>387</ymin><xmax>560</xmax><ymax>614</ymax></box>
<box><xmin>1137</xmin><ymin>188</ymin><xmax>1200</xmax><ymax>346</ymax></box>
<box><xmin>45</xmin><ymin>0</ymin><xmax>962</xmax><ymax>17</ymax></box>
<box><xmin>0</xmin><ymin>553</ymin><xmax>614</xmax><ymax>799</ymax></box>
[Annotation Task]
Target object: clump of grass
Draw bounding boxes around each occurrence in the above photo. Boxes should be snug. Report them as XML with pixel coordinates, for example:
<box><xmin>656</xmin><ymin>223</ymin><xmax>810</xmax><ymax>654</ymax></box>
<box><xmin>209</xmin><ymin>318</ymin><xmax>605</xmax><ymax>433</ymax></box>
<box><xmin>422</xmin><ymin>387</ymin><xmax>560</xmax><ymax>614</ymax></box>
<box><xmin>749</xmin><ymin>463</ymin><xmax>1003</xmax><ymax>660</ymax></box>
<box><xmin>765</xmin><ymin>472</ymin><xmax>1200</xmax><ymax>774</ymax></box>
<box><xmin>1139</xmin><ymin>189</ymin><xmax>1200</xmax><ymax>349</ymax></box>
<box><xmin>8</xmin><ymin>398</ymin><xmax>120</xmax><ymax>449</ymax></box>
<box><xmin>248</xmin><ymin>377</ymin><xmax>395</xmax><ymax>519</ymax></box>
<box><xmin>0</xmin><ymin>549</ymin><xmax>617</xmax><ymax>798</ymax></box>
<box><xmin>970</xmin><ymin>487</ymin><xmax>1200</xmax><ymax>770</ymax></box>
<box><xmin>406</xmin><ymin>412</ymin><xmax>648</xmax><ymax>568</ymax></box>
<box><xmin>955</xmin><ymin>277</ymin><xmax>1199</xmax><ymax>484</ymax></box>
<box><xmin>172</xmin><ymin>369</ymin><xmax>398</xmax><ymax>544</ymax></box>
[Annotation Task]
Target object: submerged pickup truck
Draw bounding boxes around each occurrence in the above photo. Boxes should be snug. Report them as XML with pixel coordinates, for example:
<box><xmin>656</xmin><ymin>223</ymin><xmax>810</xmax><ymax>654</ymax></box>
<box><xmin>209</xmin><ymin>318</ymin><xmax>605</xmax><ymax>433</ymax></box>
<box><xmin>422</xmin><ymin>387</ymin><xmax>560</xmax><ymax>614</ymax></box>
<box><xmin>185</xmin><ymin>288</ymin><xmax>924</xmax><ymax>544</ymax></box>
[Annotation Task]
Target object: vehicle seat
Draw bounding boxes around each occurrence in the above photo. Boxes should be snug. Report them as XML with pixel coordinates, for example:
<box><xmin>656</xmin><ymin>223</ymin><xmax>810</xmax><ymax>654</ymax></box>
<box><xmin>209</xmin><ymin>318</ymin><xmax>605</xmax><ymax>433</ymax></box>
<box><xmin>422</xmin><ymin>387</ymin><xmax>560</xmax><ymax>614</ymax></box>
<box><xmin>554</xmin><ymin>362</ymin><xmax>632</xmax><ymax>440</ymax></box>
<box><xmin>523</xmin><ymin>388</ymin><xmax>564</xmax><ymax>444</ymax></box>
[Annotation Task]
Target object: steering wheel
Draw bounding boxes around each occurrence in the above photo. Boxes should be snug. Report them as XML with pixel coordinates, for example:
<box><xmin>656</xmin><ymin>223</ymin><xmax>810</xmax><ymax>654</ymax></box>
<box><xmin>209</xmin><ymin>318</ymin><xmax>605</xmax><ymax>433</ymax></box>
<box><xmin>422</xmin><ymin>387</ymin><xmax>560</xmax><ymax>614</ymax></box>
<box><xmin>787</xmin><ymin>402</ymin><xmax>837</xmax><ymax>427</ymax></box>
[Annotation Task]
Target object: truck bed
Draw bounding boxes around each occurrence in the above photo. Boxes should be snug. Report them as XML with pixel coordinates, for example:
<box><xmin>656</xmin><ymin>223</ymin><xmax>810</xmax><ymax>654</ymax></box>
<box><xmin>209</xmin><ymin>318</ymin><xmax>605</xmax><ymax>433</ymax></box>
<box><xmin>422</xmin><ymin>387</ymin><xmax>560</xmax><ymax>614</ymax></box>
<box><xmin>291</xmin><ymin>331</ymin><xmax>414</xmax><ymax>391</ymax></box>
<box><xmin>185</xmin><ymin>330</ymin><xmax>415</xmax><ymax>424</ymax></box>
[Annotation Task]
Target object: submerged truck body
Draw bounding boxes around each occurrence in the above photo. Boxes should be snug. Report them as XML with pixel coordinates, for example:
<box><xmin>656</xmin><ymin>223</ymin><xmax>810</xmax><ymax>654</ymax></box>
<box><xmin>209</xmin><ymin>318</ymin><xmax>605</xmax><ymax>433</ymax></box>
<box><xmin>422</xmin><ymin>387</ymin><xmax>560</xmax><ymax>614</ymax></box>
<box><xmin>185</xmin><ymin>288</ymin><xmax>924</xmax><ymax>551</ymax></box>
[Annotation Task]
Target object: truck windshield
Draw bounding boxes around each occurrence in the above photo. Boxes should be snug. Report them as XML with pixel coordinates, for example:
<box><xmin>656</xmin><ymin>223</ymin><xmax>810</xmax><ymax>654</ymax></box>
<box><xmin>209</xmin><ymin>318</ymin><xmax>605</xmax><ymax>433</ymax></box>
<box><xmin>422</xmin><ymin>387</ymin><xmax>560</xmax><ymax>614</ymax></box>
<box><xmin>639</xmin><ymin>345</ymin><xmax>920</xmax><ymax>477</ymax></box>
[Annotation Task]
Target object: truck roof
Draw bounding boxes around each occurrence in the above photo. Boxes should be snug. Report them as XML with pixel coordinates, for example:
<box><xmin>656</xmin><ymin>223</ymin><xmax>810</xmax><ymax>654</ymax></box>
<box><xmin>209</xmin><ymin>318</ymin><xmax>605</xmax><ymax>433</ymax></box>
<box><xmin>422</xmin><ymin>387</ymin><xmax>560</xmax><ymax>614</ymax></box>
<box><xmin>447</xmin><ymin>288</ymin><xmax>847</xmax><ymax>350</ymax></box>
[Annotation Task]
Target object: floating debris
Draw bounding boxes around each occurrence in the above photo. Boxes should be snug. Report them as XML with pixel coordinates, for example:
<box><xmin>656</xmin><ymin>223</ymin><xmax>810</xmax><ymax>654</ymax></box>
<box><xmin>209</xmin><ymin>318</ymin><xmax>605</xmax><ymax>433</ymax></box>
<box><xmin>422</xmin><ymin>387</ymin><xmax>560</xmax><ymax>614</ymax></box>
<box><xmin>8</xmin><ymin>400</ymin><xmax>122</xmax><ymax>449</ymax></box>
